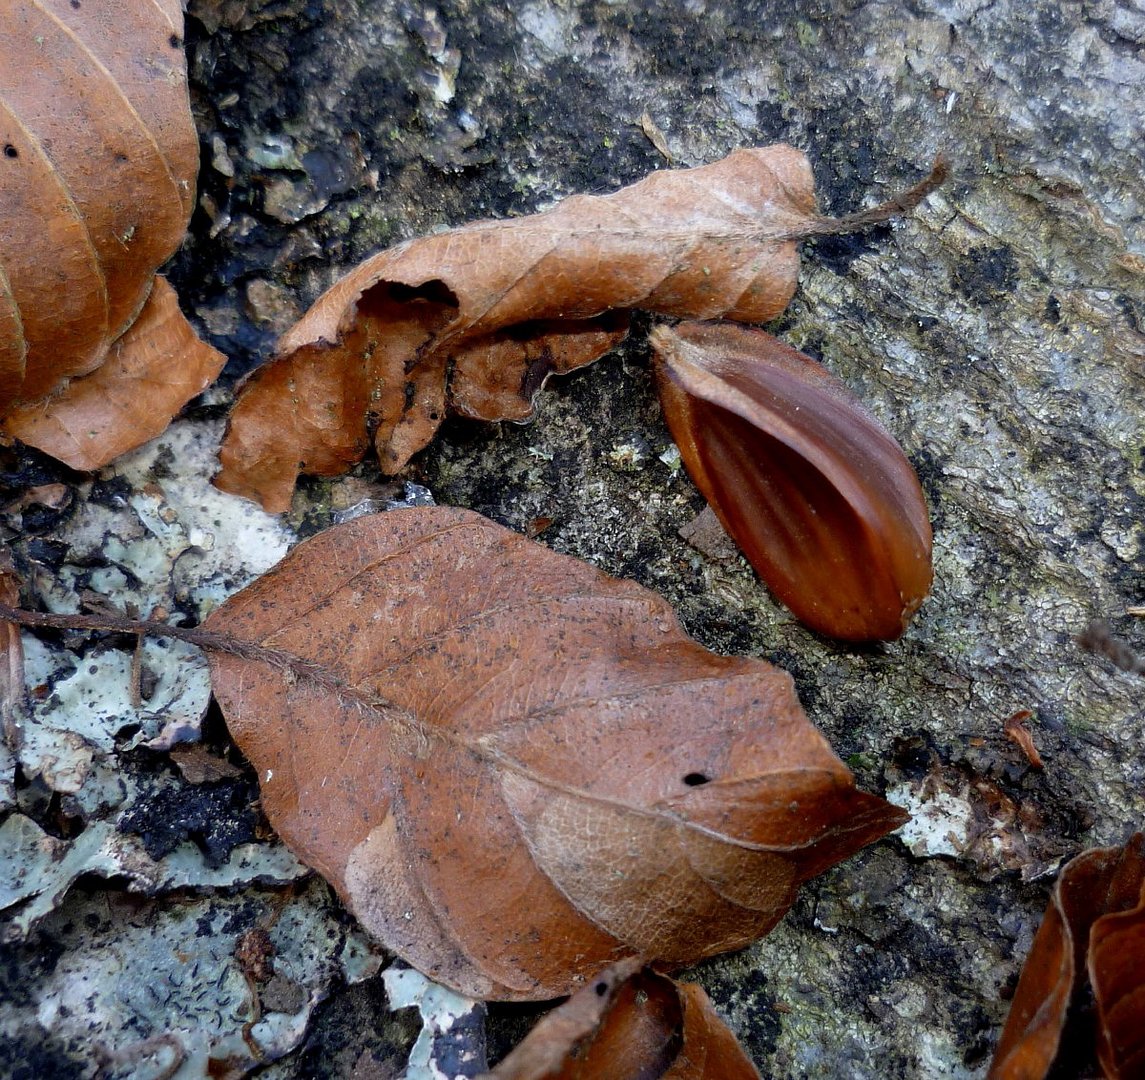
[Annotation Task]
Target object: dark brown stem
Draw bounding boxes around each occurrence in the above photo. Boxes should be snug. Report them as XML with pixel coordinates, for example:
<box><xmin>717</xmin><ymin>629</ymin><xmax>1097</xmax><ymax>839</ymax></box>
<box><xmin>780</xmin><ymin>153</ymin><xmax>950</xmax><ymax>240</ymax></box>
<box><xmin>0</xmin><ymin>601</ymin><xmax>355</xmax><ymax>698</ymax></box>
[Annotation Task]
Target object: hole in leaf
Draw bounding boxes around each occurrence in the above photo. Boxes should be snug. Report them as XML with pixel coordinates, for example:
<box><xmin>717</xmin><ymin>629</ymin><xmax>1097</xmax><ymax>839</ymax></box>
<box><xmin>682</xmin><ymin>772</ymin><xmax>710</xmax><ymax>787</ymax></box>
<box><xmin>594</xmin><ymin>982</ymin><xmax>608</xmax><ymax>997</ymax></box>
<box><xmin>169</xmin><ymin>33</ymin><xmax>182</xmax><ymax>48</ymax></box>
<box><xmin>3</xmin><ymin>145</ymin><xmax>18</xmax><ymax>159</ymax></box>
<box><xmin>386</xmin><ymin>278</ymin><xmax>458</xmax><ymax>308</ymax></box>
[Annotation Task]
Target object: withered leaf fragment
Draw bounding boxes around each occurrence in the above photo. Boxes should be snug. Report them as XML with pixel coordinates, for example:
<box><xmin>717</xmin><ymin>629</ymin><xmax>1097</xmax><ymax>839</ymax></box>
<box><xmin>1089</xmin><ymin>856</ymin><xmax>1145</xmax><ymax>1078</ymax></box>
<box><xmin>216</xmin><ymin>152</ymin><xmax>946</xmax><ymax>513</ymax></box>
<box><xmin>2</xmin><ymin>278</ymin><xmax>225</xmax><ymax>470</ymax></box>
<box><xmin>486</xmin><ymin>957</ymin><xmax>760</xmax><ymax>1079</ymax></box>
<box><xmin>0</xmin><ymin>0</ymin><xmax>222</xmax><ymax>467</ymax></box>
<box><xmin>989</xmin><ymin>833</ymin><xmax>1145</xmax><ymax>1080</ymax></box>
<box><xmin>652</xmin><ymin>322</ymin><xmax>932</xmax><ymax>641</ymax></box>
<box><xmin>205</xmin><ymin>506</ymin><xmax>907</xmax><ymax>1000</ymax></box>
<box><xmin>216</xmin><ymin>145</ymin><xmax>821</xmax><ymax>511</ymax></box>
<box><xmin>1002</xmin><ymin>710</ymin><xmax>1043</xmax><ymax>770</ymax></box>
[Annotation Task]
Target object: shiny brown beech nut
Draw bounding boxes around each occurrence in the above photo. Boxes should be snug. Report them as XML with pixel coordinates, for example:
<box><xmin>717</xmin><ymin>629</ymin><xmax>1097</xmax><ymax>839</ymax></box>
<box><xmin>204</xmin><ymin>506</ymin><xmax>908</xmax><ymax>1000</ymax></box>
<box><xmin>0</xmin><ymin>0</ymin><xmax>222</xmax><ymax>468</ymax></box>
<box><xmin>652</xmin><ymin>321</ymin><xmax>932</xmax><ymax>641</ymax></box>
<box><xmin>485</xmin><ymin>957</ymin><xmax>760</xmax><ymax>1079</ymax></box>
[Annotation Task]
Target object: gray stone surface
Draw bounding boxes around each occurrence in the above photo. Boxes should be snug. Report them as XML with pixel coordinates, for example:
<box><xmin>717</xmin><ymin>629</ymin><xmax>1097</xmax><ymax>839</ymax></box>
<box><xmin>1</xmin><ymin>0</ymin><xmax>1141</xmax><ymax>1076</ymax></box>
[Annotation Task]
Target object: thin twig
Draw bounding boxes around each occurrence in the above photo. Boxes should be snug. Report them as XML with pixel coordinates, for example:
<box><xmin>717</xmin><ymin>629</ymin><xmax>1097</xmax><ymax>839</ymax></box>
<box><xmin>0</xmin><ymin>601</ymin><xmax>357</xmax><ymax>700</ymax></box>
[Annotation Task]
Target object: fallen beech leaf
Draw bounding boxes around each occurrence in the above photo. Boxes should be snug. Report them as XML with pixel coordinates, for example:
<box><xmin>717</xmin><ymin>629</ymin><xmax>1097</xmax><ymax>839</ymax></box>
<box><xmin>204</xmin><ymin>506</ymin><xmax>907</xmax><ymax>999</ymax></box>
<box><xmin>215</xmin><ymin>144</ymin><xmax>818</xmax><ymax>511</ymax></box>
<box><xmin>217</xmin><ymin>145</ymin><xmax>908</xmax><ymax>512</ymax></box>
<box><xmin>0</xmin><ymin>0</ymin><xmax>219</xmax><ymax>467</ymax></box>
<box><xmin>990</xmin><ymin>833</ymin><xmax>1145</xmax><ymax>1080</ymax></box>
<box><xmin>652</xmin><ymin>322</ymin><xmax>932</xmax><ymax>641</ymax></box>
<box><xmin>1089</xmin><ymin>861</ymin><xmax>1145</xmax><ymax>1078</ymax></box>
<box><xmin>486</xmin><ymin>957</ymin><xmax>760</xmax><ymax>1079</ymax></box>
<box><xmin>2</xmin><ymin>278</ymin><xmax>224</xmax><ymax>470</ymax></box>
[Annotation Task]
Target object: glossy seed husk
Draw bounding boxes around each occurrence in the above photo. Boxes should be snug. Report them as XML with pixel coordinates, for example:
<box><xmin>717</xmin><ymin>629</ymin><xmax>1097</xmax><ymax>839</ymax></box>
<box><xmin>653</xmin><ymin>321</ymin><xmax>932</xmax><ymax>641</ymax></box>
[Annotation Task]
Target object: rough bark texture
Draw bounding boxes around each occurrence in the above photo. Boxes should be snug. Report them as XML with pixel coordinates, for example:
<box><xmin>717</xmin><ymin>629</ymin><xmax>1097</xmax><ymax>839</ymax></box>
<box><xmin>1</xmin><ymin>0</ymin><xmax>1141</xmax><ymax>1076</ymax></box>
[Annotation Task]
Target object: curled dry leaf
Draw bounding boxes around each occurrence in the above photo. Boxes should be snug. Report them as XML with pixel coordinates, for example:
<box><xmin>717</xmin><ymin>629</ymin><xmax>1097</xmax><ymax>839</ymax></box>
<box><xmin>485</xmin><ymin>957</ymin><xmax>760</xmax><ymax>1079</ymax></box>
<box><xmin>216</xmin><ymin>145</ymin><xmax>820</xmax><ymax>511</ymax></box>
<box><xmin>204</xmin><ymin>506</ymin><xmax>907</xmax><ymax>999</ymax></box>
<box><xmin>989</xmin><ymin>833</ymin><xmax>1145</xmax><ymax>1080</ymax></box>
<box><xmin>1089</xmin><ymin>854</ymin><xmax>1145</xmax><ymax>1078</ymax></box>
<box><xmin>0</xmin><ymin>0</ymin><xmax>223</xmax><ymax>467</ymax></box>
<box><xmin>652</xmin><ymin>321</ymin><xmax>932</xmax><ymax>641</ymax></box>
<box><xmin>2</xmin><ymin>278</ymin><xmax>225</xmax><ymax>471</ymax></box>
<box><xmin>216</xmin><ymin>150</ymin><xmax>946</xmax><ymax>512</ymax></box>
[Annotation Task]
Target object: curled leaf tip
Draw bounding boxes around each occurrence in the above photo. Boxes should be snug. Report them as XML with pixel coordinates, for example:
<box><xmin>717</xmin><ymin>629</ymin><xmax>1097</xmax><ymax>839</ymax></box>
<box><xmin>653</xmin><ymin>321</ymin><xmax>933</xmax><ymax>641</ymax></box>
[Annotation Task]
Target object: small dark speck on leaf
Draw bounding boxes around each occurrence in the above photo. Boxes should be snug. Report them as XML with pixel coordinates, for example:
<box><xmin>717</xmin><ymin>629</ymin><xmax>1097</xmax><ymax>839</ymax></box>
<box><xmin>682</xmin><ymin>772</ymin><xmax>710</xmax><ymax>787</ymax></box>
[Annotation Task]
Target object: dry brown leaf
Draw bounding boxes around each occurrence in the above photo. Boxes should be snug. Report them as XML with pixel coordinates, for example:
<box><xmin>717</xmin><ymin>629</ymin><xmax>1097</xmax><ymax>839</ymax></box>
<box><xmin>0</xmin><ymin>0</ymin><xmax>219</xmax><ymax>467</ymax></box>
<box><xmin>1089</xmin><ymin>863</ymin><xmax>1145</xmax><ymax>1078</ymax></box>
<box><xmin>2</xmin><ymin>278</ymin><xmax>224</xmax><ymax>470</ymax></box>
<box><xmin>990</xmin><ymin>833</ymin><xmax>1145</xmax><ymax>1080</ymax></box>
<box><xmin>652</xmin><ymin>321</ymin><xmax>932</xmax><ymax>641</ymax></box>
<box><xmin>204</xmin><ymin>506</ymin><xmax>907</xmax><ymax>1000</ymax></box>
<box><xmin>485</xmin><ymin>958</ymin><xmax>760</xmax><ymax>1079</ymax></box>
<box><xmin>215</xmin><ymin>145</ymin><xmax>820</xmax><ymax>511</ymax></box>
